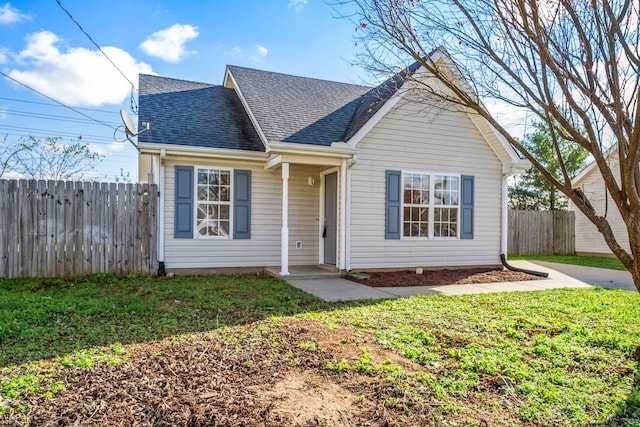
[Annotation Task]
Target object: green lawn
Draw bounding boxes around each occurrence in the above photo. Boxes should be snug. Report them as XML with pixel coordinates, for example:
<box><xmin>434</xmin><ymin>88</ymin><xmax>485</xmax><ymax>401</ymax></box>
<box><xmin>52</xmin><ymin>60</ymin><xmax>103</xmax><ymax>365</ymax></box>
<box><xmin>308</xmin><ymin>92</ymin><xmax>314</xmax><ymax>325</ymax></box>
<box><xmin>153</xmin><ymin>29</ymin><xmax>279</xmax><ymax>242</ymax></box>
<box><xmin>509</xmin><ymin>254</ymin><xmax>627</xmax><ymax>271</ymax></box>
<box><xmin>0</xmin><ymin>273</ymin><xmax>341</xmax><ymax>367</ymax></box>
<box><xmin>1</xmin><ymin>274</ymin><xmax>640</xmax><ymax>425</ymax></box>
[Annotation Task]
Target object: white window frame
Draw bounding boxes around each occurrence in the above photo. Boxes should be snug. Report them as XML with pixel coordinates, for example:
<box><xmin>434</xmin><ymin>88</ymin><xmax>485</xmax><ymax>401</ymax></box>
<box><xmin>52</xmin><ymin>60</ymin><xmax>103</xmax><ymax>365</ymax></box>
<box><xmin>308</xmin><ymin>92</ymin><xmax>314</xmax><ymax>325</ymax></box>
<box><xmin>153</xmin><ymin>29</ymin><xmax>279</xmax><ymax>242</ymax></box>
<box><xmin>194</xmin><ymin>166</ymin><xmax>234</xmax><ymax>239</ymax></box>
<box><xmin>401</xmin><ymin>171</ymin><xmax>460</xmax><ymax>240</ymax></box>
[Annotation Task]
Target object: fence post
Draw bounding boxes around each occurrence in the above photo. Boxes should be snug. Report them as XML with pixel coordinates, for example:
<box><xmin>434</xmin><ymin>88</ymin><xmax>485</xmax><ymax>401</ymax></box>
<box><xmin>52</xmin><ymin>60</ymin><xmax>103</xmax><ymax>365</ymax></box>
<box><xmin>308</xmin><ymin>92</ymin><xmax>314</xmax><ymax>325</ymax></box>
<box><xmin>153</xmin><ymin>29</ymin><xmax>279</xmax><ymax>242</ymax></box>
<box><xmin>0</xmin><ymin>178</ymin><xmax>158</xmax><ymax>278</ymax></box>
<box><xmin>508</xmin><ymin>210</ymin><xmax>575</xmax><ymax>256</ymax></box>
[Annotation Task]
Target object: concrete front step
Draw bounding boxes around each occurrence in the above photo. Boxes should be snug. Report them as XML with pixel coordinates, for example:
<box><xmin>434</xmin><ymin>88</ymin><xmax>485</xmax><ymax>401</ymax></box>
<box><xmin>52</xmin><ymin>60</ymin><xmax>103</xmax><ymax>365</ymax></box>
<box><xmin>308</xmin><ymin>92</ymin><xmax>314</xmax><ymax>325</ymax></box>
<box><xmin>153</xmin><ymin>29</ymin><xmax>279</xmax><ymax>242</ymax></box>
<box><xmin>266</xmin><ymin>266</ymin><xmax>341</xmax><ymax>280</ymax></box>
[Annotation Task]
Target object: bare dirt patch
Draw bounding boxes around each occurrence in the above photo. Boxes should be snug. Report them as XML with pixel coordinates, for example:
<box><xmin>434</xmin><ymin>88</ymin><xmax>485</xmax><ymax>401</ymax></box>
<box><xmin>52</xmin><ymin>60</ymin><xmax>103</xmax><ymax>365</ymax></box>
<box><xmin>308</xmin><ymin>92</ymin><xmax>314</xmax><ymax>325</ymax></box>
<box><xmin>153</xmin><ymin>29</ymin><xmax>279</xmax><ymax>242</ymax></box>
<box><xmin>351</xmin><ymin>267</ymin><xmax>542</xmax><ymax>287</ymax></box>
<box><xmin>3</xmin><ymin>320</ymin><xmax>527</xmax><ymax>427</ymax></box>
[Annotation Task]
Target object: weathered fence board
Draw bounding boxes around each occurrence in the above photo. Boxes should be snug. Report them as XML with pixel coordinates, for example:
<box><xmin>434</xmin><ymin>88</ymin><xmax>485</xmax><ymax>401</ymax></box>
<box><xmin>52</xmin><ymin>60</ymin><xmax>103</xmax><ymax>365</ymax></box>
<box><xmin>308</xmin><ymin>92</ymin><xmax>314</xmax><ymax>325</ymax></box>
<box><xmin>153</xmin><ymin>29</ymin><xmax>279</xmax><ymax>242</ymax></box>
<box><xmin>508</xmin><ymin>210</ymin><xmax>575</xmax><ymax>256</ymax></box>
<box><xmin>0</xmin><ymin>179</ymin><xmax>158</xmax><ymax>278</ymax></box>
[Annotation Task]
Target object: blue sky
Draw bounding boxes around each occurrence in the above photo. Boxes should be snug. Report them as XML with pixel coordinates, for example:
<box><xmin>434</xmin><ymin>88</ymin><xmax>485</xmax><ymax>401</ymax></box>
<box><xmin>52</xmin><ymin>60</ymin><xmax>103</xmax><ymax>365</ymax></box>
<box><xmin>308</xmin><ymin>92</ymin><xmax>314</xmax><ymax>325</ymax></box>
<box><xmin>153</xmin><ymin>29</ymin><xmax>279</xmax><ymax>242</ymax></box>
<box><xmin>0</xmin><ymin>0</ymin><xmax>366</xmax><ymax>180</ymax></box>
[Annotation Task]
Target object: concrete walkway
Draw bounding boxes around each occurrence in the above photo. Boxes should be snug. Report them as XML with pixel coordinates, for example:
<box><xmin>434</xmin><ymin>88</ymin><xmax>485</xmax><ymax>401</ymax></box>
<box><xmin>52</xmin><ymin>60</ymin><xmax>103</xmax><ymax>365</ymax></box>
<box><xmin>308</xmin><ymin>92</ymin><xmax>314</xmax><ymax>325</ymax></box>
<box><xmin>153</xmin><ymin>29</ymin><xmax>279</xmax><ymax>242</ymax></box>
<box><xmin>284</xmin><ymin>260</ymin><xmax>635</xmax><ymax>302</ymax></box>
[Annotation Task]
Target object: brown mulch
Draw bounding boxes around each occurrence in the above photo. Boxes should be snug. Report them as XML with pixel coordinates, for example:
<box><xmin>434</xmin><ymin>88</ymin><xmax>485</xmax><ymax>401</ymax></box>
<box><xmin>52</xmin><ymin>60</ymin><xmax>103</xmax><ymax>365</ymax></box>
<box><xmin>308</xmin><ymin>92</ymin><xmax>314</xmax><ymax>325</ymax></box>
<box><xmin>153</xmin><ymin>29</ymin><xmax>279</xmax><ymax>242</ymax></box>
<box><xmin>1</xmin><ymin>320</ymin><xmax>532</xmax><ymax>427</ymax></box>
<box><xmin>351</xmin><ymin>267</ymin><xmax>543</xmax><ymax>287</ymax></box>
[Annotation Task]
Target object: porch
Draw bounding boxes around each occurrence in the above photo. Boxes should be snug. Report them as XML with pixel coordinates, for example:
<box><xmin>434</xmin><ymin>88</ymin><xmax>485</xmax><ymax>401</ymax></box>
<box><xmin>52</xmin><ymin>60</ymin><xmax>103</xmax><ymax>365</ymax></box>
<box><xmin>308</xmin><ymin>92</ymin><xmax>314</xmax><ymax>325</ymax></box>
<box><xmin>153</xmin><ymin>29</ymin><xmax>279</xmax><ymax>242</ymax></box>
<box><xmin>265</xmin><ymin>142</ymin><xmax>355</xmax><ymax>277</ymax></box>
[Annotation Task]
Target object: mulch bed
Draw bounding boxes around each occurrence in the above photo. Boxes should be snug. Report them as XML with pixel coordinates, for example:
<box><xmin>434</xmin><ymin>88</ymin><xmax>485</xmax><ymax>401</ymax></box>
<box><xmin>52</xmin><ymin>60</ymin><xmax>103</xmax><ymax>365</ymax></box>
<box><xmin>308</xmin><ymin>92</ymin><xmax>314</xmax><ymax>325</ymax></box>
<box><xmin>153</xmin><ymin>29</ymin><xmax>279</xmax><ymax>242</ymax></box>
<box><xmin>350</xmin><ymin>267</ymin><xmax>543</xmax><ymax>287</ymax></box>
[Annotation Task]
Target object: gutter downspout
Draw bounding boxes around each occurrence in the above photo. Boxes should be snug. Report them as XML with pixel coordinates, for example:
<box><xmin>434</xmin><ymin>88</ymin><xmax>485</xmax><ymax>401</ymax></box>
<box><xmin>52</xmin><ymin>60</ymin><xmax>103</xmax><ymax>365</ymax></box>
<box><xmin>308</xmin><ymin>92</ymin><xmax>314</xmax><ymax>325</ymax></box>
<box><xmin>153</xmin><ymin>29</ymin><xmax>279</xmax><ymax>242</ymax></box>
<box><xmin>500</xmin><ymin>167</ymin><xmax>548</xmax><ymax>278</ymax></box>
<box><xmin>158</xmin><ymin>149</ymin><xmax>166</xmax><ymax>276</ymax></box>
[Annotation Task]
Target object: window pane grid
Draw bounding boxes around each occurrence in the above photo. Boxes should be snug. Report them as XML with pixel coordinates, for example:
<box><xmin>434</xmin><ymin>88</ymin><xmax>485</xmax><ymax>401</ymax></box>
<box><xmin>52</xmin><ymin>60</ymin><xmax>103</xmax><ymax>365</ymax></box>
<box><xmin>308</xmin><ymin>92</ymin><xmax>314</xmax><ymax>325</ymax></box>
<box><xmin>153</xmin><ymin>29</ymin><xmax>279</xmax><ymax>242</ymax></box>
<box><xmin>196</xmin><ymin>168</ymin><xmax>231</xmax><ymax>237</ymax></box>
<box><xmin>434</xmin><ymin>207</ymin><xmax>458</xmax><ymax>237</ymax></box>
<box><xmin>402</xmin><ymin>172</ymin><xmax>459</xmax><ymax>239</ymax></box>
<box><xmin>403</xmin><ymin>173</ymin><xmax>430</xmax><ymax>238</ymax></box>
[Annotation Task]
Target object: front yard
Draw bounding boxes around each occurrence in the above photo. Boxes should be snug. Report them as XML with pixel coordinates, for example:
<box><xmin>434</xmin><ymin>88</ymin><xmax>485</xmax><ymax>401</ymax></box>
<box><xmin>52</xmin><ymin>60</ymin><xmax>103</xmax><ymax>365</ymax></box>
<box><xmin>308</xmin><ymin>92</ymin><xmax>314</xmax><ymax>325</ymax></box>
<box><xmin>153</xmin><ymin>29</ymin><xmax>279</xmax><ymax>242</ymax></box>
<box><xmin>1</xmin><ymin>273</ymin><xmax>640</xmax><ymax>425</ymax></box>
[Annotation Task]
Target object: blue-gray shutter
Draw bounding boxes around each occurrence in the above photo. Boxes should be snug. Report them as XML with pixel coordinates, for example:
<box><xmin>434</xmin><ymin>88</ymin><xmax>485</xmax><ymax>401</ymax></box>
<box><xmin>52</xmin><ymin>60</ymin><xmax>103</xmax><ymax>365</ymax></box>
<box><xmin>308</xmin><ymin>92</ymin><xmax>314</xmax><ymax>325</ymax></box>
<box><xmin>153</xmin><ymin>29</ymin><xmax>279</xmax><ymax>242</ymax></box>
<box><xmin>174</xmin><ymin>166</ymin><xmax>194</xmax><ymax>238</ymax></box>
<box><xmin>233</xmin><ymin>169</ymin><xmax>251</xmax><ymax>239</ymax></box>
<box><xmin>460</xmin><ymin>175</ymin><xmax>474</xmax><ymax>239</ymax></box>
<box><xmin>385</xmin><ymin>170</ymin><xmax>401</xmax><ymax>239</ymax></box>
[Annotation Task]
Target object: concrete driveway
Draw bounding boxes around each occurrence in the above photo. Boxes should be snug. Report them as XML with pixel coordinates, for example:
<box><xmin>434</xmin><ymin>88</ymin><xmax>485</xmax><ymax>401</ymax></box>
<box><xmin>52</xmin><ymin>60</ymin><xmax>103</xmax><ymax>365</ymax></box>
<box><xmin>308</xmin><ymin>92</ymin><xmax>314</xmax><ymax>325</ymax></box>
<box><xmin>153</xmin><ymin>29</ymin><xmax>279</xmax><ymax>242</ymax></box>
<box><xmin>526</xmin><ymin>260</ymin><xmax>636</xmax><ymax>291</ymax></box>
<box><xmin>284</xmin><ymin>260</ymin><xmax>635</xmax><ymax>302</ymax></box>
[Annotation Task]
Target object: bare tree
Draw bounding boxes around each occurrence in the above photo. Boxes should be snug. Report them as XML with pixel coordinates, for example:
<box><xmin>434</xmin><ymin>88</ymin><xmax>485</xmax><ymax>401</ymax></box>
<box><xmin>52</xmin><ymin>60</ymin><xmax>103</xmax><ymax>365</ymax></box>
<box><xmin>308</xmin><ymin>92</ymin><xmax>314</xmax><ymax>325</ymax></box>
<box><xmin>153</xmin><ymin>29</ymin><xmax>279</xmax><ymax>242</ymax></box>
<box><xmin>0</xmin><ymin>134</ymin><xmax>28</xmax><ymax>178</ymax></box>
<box><xmin>5</xmin><ymin>135</ymin><xmax>103</xmax><ymax>180</ymax></box>
<box><xmin>340</xmin><ymin>0</ymin><xmax>640</xmax><ymax>290</ymax></box>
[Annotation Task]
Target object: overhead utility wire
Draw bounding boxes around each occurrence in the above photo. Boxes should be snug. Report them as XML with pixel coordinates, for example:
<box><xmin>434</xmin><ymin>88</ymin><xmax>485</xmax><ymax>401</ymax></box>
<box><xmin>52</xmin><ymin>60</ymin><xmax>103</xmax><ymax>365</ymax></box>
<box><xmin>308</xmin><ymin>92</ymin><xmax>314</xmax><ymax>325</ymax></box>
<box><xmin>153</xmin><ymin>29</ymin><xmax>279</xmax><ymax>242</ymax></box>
<box><xmin>0</xmin><ymin>70</ymin><xmax>118</xmax><ymax>130</ymax></box>
<box><xmin>4</xmin><ymin>109</ymin><xmax>120</xmax><ymax>126</ymax></box>
<box><xmin>55</xmin><ymin>0</ymin><xmax>138</xmax><ymax>112</ymax></box>
<box><xmin>0</xmin><ymin>96</ymin><xmax>120</xmax><ymax>115</ymax></box>
<box><xmin>0</xmin><ymin>125</ymin><xmax>118</xmax><ymax>143</ymax></box>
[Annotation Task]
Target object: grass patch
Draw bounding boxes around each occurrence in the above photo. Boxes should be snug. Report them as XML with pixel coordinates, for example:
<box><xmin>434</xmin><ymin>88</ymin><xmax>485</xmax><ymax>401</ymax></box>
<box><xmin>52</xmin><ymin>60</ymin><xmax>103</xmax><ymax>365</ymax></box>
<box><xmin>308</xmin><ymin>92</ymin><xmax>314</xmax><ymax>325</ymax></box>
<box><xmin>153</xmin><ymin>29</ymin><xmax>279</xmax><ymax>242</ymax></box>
<box><xmin>0</xmin><ymin>273</ymin><xmax>344</xmax><ymax>367</ymax></box>
<box><xmin>302</xmin><ymin>287</ymin><xmax>640</xmax><ymax>425</ymax></box>
<box><xmin>1</xmin><ymin>274</ymin><xmax>640</xmax><ymax>425</ymax></box>
<box><xmin>509</xmin><ymin>254</ymin><xmax>627</xmax><ymax>271</ymax></box>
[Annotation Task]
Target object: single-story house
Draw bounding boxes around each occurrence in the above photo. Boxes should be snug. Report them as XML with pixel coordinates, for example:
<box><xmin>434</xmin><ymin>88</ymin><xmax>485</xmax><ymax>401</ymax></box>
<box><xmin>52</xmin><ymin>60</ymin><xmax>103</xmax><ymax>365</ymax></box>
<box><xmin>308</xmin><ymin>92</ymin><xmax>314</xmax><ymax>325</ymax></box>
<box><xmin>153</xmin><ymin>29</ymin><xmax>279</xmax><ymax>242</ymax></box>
<box><xmin>137</xmin><ymin>51</ymin><xmax>529</xmax><ymax>276</ymax></box>
<box><xmin>570</xmin><ymin>151</ymin><xmax>628</xmax><ymax>257</ymax></box>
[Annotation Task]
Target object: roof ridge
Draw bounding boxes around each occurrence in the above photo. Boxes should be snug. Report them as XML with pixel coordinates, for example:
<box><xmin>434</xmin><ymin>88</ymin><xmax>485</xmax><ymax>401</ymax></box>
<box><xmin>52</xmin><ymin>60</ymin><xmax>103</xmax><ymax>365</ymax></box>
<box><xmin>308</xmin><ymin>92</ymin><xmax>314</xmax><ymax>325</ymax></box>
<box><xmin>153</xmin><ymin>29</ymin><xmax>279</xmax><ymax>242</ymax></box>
<box><xmin>140</xmin><ymin>73</ymin><xmax>216</xmax><ymax>87</ymax></box>
<box><xmin>226</xmin><ymin>64</ymin><xmax>371</xmax><ymax>90</ymax></box>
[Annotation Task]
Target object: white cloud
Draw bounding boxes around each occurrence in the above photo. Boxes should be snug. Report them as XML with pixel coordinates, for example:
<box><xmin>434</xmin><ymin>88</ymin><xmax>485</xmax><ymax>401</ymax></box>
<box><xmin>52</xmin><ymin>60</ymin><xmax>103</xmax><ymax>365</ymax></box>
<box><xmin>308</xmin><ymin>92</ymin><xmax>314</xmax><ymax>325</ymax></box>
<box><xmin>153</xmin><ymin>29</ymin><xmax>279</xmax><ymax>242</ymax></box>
<box><xmin>89</xmin><ymin>141</ymin><xmax>127</xmax><ymax>156</ymax></box>
<box><xmin>251</xmin><ymin>45</ymin><xmax>268</xmax><ymax>62</ymax></box>
<box><xmin>288</xmin><ymin>0</ymin><xmax>308</xmax><ymax>12</ymax></box>
<box><xmin>8</xmin><ymin>31</ymin><xmax>152</xmax><ymax>107</ymax></box>
<box><xmin>227</xmin><ymin>46</ymin><xmax>242</xmax><ymax>56</ymax></box>
<box><xmin>139</xmin><ymin>24</ymin><xmax>199</xmax><ymax>63</ymax></box>
<box><xmin>0</xmin><ymin>3</ymin><xmax>30</xmax><ymax>25</ymax></box>
<box><xmin>0</xmin><ymin>46</ymin><xmax>8</xmax><ymax>64</ymax></box>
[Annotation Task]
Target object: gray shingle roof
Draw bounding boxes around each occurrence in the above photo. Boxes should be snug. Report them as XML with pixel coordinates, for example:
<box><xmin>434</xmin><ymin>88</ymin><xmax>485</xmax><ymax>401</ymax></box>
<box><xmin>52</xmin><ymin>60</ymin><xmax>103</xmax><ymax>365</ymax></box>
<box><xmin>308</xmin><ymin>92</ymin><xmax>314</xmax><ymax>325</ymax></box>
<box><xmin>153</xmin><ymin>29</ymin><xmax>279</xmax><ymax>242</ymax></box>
<box><xmin>138</xmin><ymin>63</ymin><xmax>419</xmax><ymax>151</ymax></box>
<box><xmin>227</xmin><ymin>65</ymin><xmax>371</xmax><ymax>146</ymax></box>
<box><xmin>137</xmin><ymin>74</ymin><xmax>264</xmax><ymax>152</ymax></box>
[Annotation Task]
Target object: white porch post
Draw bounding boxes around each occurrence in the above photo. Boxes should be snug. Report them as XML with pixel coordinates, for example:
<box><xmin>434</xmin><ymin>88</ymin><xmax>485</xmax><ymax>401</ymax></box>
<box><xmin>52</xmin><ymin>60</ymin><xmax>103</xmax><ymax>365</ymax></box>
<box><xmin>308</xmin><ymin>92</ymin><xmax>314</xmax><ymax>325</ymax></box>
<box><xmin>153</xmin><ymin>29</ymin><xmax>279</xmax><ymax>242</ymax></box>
<box><xmin>339</xmin><ymin>159</ymin><xmax>347</xmax><ymax>270</ymax></box>
<box><xmin>280</xmin><ymin>162</ymin><xmax>290</xmax><ymax>276</ymax></box>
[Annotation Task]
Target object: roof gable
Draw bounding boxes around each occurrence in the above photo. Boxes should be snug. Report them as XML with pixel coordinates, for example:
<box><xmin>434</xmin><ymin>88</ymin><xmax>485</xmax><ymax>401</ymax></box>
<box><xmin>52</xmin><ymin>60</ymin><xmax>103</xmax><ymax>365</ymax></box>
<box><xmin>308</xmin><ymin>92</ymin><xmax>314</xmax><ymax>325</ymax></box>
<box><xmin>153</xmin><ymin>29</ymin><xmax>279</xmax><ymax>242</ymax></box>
<box><xmin>138</xmin><ymin>74</ymin><xmax>264</xmax><ymax>152</ymax></box>
<box><xmin>225</xmin><ymin>65</ymin><xmax>370</xmax><ymax>146</ymax></box>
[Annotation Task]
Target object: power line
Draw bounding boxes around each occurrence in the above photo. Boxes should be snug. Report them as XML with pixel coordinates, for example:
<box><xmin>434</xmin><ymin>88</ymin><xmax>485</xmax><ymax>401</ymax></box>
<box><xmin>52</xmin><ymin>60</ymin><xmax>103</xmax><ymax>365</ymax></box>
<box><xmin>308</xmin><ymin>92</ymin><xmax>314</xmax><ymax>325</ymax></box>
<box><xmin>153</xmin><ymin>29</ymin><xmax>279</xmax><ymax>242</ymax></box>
<box><xmin>0</xmin><ymin>70</ymin><xmax>119</xmax><ymax>130</ymax></box>
<box><xmin>0</xmin><ymin>97</ymin><xmax>120</xmax><ymax>115</ymax></box>
<box><xmin>0</xmin><ymin>125</ymin><xmax>118</xmax><ymax>143</ymax></box>
<box><xmin>2</xmin><ymin>109</ymin><xmax>120</xmax><ymax>126</ymax></box>
<box><xmin>55</xmin><ymin>0</ymin><xmax>138</xmax><ymax>113</ymax></box>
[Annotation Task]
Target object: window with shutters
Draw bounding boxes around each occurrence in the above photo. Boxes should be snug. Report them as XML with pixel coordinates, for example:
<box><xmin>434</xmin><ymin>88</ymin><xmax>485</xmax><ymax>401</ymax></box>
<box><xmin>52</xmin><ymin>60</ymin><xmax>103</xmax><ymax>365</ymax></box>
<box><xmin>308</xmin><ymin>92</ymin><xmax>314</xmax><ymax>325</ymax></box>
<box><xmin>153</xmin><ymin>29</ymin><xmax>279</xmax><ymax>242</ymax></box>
<box><xmin>196</xmin><ymin>167</ymin><xmax>232</xmax><ymax>238</ymax></box>
<box><xmin>403</xmin><ymin>172</ymin><xmax>459</xmax><ymax>239</ymax></box>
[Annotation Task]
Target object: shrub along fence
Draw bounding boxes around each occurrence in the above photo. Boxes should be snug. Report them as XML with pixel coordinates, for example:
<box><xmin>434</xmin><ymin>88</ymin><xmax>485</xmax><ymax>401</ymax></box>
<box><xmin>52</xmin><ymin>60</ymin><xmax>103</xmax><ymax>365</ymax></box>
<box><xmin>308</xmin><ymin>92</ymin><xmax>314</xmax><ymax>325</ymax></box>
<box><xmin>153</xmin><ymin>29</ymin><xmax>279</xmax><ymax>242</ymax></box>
<box><xmin>508</xmin><ymin>210</ymin><xmax>575</xmax><ymax>256</ymax></box>
<box><xmin>0</xmin><ymin>179</ymin><xmax>158</xmax><ymax>279</ymax></box>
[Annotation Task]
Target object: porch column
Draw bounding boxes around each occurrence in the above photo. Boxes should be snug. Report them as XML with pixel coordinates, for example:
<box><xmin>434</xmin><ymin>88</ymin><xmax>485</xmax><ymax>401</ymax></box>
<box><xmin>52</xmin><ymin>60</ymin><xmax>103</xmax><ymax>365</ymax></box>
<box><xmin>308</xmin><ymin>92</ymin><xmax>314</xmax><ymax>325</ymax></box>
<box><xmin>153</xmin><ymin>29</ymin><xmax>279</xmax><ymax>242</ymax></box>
<box><xmin>280</xmin><ymin>162</ymin><xmax>290</xmax><ymax>276</ymax></box>
<box><xmin>339</xmin><ymin>159</ymin><xmax>347</xmax><ymax>270</ymax></box>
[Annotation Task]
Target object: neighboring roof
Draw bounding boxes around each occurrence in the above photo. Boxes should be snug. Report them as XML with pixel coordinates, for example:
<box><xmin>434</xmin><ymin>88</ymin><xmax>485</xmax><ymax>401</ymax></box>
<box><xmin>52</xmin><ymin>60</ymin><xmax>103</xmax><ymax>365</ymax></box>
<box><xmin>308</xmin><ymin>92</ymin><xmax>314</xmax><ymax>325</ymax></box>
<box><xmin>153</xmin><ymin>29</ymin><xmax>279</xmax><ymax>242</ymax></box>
<box><xmin>572</xmin><ymin>145</ymin><xmax>617</xmax><ymax>186</ymax></box>
<box><xmin>225</xmin><ymin>65</ymin><xmax>371</xmax><ymax>146</ymax></box>
<box><xmin>137</xmin><ymin>74</ymin><xmax>264</xmax><ymax>152</ymax></box>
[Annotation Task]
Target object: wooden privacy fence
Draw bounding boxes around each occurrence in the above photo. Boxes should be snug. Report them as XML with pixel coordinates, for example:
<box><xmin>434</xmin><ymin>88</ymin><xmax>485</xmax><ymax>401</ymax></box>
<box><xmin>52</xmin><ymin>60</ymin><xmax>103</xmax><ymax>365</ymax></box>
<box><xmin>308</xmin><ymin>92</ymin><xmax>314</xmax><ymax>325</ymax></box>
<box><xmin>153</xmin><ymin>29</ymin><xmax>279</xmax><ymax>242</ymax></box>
<box><xmin>508</xmin><ymin>210</ymin><xmax>575</xmax><ymax>256</ymax></box>
<box><xmin>0</xmin><ymin>179</ymin><xmax>158</xmax><ymax>279</ymax></box>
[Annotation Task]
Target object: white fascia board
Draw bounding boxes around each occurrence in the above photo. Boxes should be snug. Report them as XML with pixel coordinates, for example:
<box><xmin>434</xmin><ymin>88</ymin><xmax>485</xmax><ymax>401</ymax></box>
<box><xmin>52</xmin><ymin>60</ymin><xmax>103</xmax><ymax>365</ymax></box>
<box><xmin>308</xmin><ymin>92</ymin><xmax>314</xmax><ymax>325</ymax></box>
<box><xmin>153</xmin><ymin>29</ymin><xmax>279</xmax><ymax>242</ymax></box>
<box><xmin>346</xmin><ymin>89</ymin><xmax>407</xmax><ymax>148</ymax></box>
<box><xmin>223</xmin><ymin>67</ymin><xmax>270</xmax><ymax>150</ymax></box>
<box><xmin>467</xmin><ymin>112</ymin><xmax>524</xmax><ymax>165</ymax></box>
<box><xmin>138</xmin><ymin>143</ymin><xmax>268</xmax><ymax>162</ymax></box>
<box><xmin>572</xmin><ymin>161</ymin><xmax>597</xmax><ymax>185</ymax></box>
<box><xmin>268</xmin><ymin>141</ymin><xmax>356</xmax><ymax>158</ymax></box>
<box><xmin>346</xmin><ymin>48</ymin><xmax>473</xmax><ymax>148</ymax></box>
<box><xmin>573</xmin><ymin>146</ymin><xmax>617</xmax><ymax>186</ymax></box>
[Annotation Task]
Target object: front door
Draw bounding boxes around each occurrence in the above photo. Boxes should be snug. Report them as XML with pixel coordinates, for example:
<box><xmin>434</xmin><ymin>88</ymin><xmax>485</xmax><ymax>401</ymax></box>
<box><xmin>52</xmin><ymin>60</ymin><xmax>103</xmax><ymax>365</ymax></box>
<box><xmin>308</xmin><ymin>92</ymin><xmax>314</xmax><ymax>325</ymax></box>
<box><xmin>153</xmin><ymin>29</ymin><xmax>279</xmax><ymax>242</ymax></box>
<box><xmin>323</xmin><ymin>172</ymin><xmax>338</xmax><ymax>265</ymax></box>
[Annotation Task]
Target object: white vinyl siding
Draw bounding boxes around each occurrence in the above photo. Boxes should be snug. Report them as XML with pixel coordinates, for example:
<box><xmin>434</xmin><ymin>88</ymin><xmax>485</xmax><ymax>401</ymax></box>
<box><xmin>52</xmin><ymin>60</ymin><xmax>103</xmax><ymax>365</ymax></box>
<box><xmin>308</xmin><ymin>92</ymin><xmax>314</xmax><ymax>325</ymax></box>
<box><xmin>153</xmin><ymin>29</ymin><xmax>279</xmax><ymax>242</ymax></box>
<box><xmin>350</xmin><ymin>99</ymin><xmax>504</xmax><ymax>269</ymax></box>
<box><xmin>572</xmin><ymin>154</ymin><xmax>629</xmax><ymax>256</ymax></box>
<box><xmin>163</xmin><ymin>157</ymin><xmax>320</xmax><ymax>269</ymax></box>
